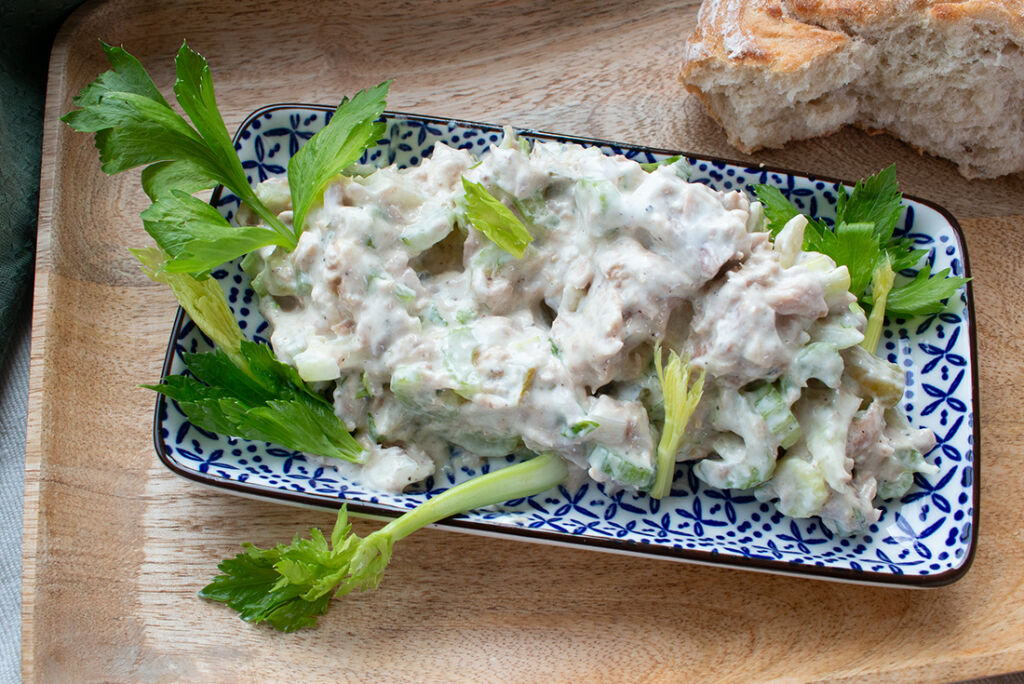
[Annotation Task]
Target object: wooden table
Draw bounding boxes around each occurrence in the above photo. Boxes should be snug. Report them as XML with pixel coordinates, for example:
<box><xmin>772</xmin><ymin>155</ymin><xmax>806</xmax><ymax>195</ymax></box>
<box><xmin>23</xmin><ymin>0</ymin><xmax>1024</xmax><ymax>680</ymax></box>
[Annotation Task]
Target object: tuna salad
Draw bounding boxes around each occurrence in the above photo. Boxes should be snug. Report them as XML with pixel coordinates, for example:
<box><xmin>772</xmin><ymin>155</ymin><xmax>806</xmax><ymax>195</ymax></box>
<box><xmin>239</xmin><ymin>132</ymin><xmax>936</xmax><ymax>536</ymax></box>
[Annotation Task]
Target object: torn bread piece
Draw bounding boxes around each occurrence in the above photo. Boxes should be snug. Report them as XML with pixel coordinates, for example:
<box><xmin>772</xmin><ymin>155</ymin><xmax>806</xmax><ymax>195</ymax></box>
<box><xmin>680</xmin><ymin>0</ymin><xmax>1024</xmax><ymax>178</ymax></box>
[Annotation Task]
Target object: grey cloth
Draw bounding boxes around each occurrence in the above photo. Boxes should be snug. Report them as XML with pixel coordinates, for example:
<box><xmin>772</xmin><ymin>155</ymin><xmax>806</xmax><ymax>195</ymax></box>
<box><xmin>0</xmin><ymin>304</ymin><xmax>29</xmax><ymax>684</ymax></box>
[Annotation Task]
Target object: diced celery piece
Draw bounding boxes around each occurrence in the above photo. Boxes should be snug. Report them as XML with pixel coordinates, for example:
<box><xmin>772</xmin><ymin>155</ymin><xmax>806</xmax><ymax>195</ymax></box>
<box><xmin>424</xmin><ymin>306</ymin><xmax>447</xmax><ymax>327</ymax></box>
<box><xmin>808</xmin><ymin>309</ymin><xmax>865</xmax><ymax>350</ymax></box>
<box><xmin>255</xmin><ymin>178</ymin><xmax>292</xmax><ymax>212</ymax></box>
<box><xmin>449</xmin><ymin>430</ymin><xmax>521</xmax><ymax>458</ymax></box>
<box><xmin>790</xmin><ymin>342</ymin><xmax>844</xmax><ymax>389</ymax></box>
<box><xmin>389</xmin><ymin>365</ymin><xmax>422</xmax><ymax>400</ymax></box>
<box><xmin>760</xmin><ymin>456</ymin><xmax>829</xmax><ymax>518</ymax></box>
<box><xmin>574</xmin><ymin>178</ymin><xmax>622</xmax><ymax>237</ymax></box>
<box><xmin>562</xmin><ymin>420</ymin><xmax>599</xmax><ymax>439</ymax></box>
<box><xmin>745</xmin><ymin>381</ymin><xmax>801</xmax><ymax>449</ymax></box>
<box><xmin>877</xmin><ymin>471</ymin><xmax>914</xmax><ymax>501</ymax></box>
<box><xmin>240</xmin><ymin>250</ymin><xmax>268</xmax><ymax>296</ymax></box>
<box><xmin>801</xmin><ymin>253</ymin><xmax>851</xmax><ymax>308</ymax></box>
<box><xmin>693</xmin><ymin>434</ymin><xmax>775</xmax><ymax>490</ymax></box>
<box><xmin>442</xmin><ymin>326</ymin><xmax>480</xmax><ymax>398</ymax></box>
<box><xmin>293</xmin><ymin>348</ymin><xmax>340</xmax><ymax>382</ymax></box>
<box><xmin>588</xmin><ymin>444</ymin><xmax>654</xmax><ymax>489</ymax></box>
<box><xmin>400</xmin><ymin>206</ymin><xmax>455</xmax><ymax>253</ymax></box>
<box><xmin>842</xmin><ymin>345</ymin><xmax>905</xmax><ymax>407</ymax></box>
<box><xmin>877</xmin><ymin>447</ymin><xmax>931</xmax><ymax>500</ymax></box>
<box><xmin>773</xmin><ymin>215</ymin><xmax>807</xmax><ymax>268</ymax></box>
<box><xmin>468</xmin><ymin>241</ymin><xmax>515</xmax><ymax>275</ymax></box>
<box><xmin>393</xmin><ymin>282</ymin><xmax>416</xmax><ymax>303</ymax></box>
<box><xmin>241</xmin><ymin>247</ymin><xmax>310</xmax><ymax>297</ymax></box>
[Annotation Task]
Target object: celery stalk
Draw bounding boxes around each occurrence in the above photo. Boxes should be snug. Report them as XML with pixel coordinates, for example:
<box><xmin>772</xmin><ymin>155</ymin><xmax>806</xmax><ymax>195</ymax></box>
<box><xmin>201</xmin><ymin>452</ymin><xmax>568</xmax><ymax>631</ymax></box>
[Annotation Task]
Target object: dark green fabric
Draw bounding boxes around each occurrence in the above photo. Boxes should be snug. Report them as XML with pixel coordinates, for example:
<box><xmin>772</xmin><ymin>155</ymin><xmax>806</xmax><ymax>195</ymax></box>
<box><xmin>0</xmin><ymin>0</ymin><xmax>87</xmax><ymax>361</ymax></box>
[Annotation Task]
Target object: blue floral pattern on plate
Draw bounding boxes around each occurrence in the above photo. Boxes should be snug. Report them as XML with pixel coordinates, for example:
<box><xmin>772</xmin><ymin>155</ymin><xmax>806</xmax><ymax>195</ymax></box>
<box><xmin>155</xmin><ymin>106</ymin><xmax>979</xmax><ymax>586</ymax></box>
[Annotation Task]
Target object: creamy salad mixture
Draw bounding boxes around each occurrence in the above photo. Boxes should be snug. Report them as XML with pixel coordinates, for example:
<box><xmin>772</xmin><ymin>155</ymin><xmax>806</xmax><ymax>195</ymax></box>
<box><xmin>240</xmin><ymin>133</ymin><xmax>936</xmax><ymax>536</ymax></box>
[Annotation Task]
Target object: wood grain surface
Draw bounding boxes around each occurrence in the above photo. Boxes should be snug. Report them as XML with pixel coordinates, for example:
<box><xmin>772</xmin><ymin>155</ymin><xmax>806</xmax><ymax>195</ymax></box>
<box><xmin>22</xmin><ymin>0</ymin><xmax>1024</xmax><ymax>681</ymax></box>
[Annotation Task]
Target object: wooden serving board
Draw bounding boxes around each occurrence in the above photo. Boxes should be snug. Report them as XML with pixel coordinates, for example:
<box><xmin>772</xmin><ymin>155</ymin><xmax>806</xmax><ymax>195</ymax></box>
<box><xmin>24</xmin><ymin>0</ymin><xmax>1024</xmax><ymax>681</ymax></box>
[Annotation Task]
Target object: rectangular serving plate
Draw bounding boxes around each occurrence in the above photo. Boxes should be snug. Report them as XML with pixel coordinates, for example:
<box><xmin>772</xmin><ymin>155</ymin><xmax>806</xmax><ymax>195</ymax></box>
<box><xmin>153</xmin><ymin>106</ymin><xmax>979</xmax><ymax>587</ymax></box>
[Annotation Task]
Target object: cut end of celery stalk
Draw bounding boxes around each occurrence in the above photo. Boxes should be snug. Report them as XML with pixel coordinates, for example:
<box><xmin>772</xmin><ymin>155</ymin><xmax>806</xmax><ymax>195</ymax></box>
<box><xmin>861</xmin><ymin>254</ymin><xmax>895</xmax><ymax>355</ymax></box>
<box><xmin>652</xmin><ymin>345</ymin><xmax>705</xmax><ymax>499</ymax></box>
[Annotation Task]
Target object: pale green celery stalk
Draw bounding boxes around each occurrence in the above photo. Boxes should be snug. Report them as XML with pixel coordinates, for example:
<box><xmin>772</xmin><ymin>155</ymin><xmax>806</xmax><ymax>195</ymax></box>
<box><xmin>202</xmin><ymin>451</ymin><xmax>569</xmax><ymax>631</ymax></box>
<box><xmin>377</xmin><ymin>451</ymin><xmax>567</xmax><ymax>540</ymax></box>
<box><xmin>861</xmin><ymin>254</ymin><xmax>894</xmax><ymax>354</ymax></box>
<box><xmin>132</xmin><ymin>246</ymin><xmax>247</xmax><ymax>369</ymax></box>
<box><xmin>651</xmin><ymin>345</ymin><xmax>705</xmax><ymax>499</ymax></box>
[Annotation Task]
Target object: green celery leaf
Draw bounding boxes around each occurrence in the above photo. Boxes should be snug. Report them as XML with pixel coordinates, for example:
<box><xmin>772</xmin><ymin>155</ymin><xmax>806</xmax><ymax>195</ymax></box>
<box><xmin>141</xmin><ymin>159</ymin><xmax>215</xmax><ymax>200</ymax></box>
<box><xmin>179</xmin><ymin>347</ymin><xmax>273</xmax><ymax>400</ymax></box>
<box><xmin>64</xmin><ymin>42</ymin><xmax>291</xmax><ymax>248</ymax></box>
<box><xmin>886</xmin><ymin>237</ymin><xmax>928</xmax><ymax>272</ymax></box>
<box><xmin>812</xmin><ymin>221</ymin><xmax>880</xmax><ymax>300</ymax></box>
<box><xmin>170</xmin><ymin>43</ymin><xmax>262</xmax><ymax>211</ymax></box>
<box><xmin>201</xmin><ymin>507</ymin><xmax>385</xmax><ymax>631</ymax></box>
<box><xmin>240</xmin><ymin>338</ymin><xmax>332</xmax><ymax>405</ymax></box>
<box><xmin>885</xmin><ymin>265</ymin><xmax>969</xmax><ymax>316</ymax></box>
<box><xmin>143</xmin><ymin>379</ymin><xmax>245</xmax><ymax>436</ymax></box>
<box><xmin>242</xmin><ymin>399</ymin><xmax>362</xmax><ymax>460</ymax></box>
<box><xmin>752</xmin><ymin>184</ymin><xmax>799</xmax><ymax>237</ymax></box>
<box><xmin>84</xmin><ymin>91</ymin><xmax>209</xmax><ymax>173</ymax></box>
<box><xmin>288</xmin><ymin>82</ymin><xmax>390</xmax><ymax>236</ymax></box>
<box><xmin>147</xmin><ymin>339</ymin><xmax>363</xmax><ymax>462</ymax></box>
<box><xmin>141</xmin><ymin>190</ymin><xmax>288</xmax><ymax>274</ymax></box>
<box><xmin>199</xmin><ymin>544</ymin><xmax>331</xmax><ymax>632</ymax></box>
<box><xmin>461</xmin><ymin>178</ymin><xmax>533</xmax><ymax>258</ymax></box>
<box><xmin>842</xmin><ymin>165</ymin><xmax>904</xmax><ymax>243</ymax></box>
<box><xmin>752</xmin><ymin>184</ymin><xmax>826</xmax><ymax>245</ymax></box>
<box><xmin>834</xmin><ymin>184</ymin><xmax>849</xmax><ymax>225</ymax></box>
<box><xmin>64</xmin><ymin>42</ymin><xmax>171</xmax><ymax>130</ymax></box>
<box><xmin>756</xmin><ymin>168</ymin><xmax>968</xmax><ymax>324</ymax></box>
<box><xmin>204</xmin><ymin>454</ymin><xmax>568</xmax><ymax>630</ymax></box>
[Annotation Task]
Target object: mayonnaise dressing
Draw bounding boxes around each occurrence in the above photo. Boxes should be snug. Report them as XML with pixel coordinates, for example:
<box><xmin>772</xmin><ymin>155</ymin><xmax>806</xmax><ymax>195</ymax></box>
<box><xmin>242</xmin><ymin>135</ymin><xmax>935</xmax><ymax>535</ymax></box>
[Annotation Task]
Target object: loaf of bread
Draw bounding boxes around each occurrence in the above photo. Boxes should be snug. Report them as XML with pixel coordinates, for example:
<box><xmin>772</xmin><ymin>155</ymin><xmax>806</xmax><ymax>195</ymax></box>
<box><xmin>680</xmin><ymin>0</ymin><xmax>1024</xmax><ymax>178</ymax></box>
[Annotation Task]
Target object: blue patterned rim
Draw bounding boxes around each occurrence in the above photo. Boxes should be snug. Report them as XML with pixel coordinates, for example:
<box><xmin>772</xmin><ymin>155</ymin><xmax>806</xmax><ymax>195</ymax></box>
<box><xmin>152</xmin><ymin>105</ymin><xmax>980</xmax><ymax>587</ymax></box>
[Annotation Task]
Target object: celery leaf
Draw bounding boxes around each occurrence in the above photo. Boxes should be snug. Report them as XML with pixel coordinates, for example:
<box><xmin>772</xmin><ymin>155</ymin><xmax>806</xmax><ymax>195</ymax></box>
<box><xmin>146</xmin><ymin>340</ymin><xmax>364</xmax><ymax>462</ymax></box>
<box><xmin>461</xmin><ymin>178</ymin><xmax>533</xmax><ymax>258</ymax></box>
<box><xmin>288</xmin><ymin>82</ymin><xmax>390</xmax><ymax>236</ymax></box>
<box><xmin>203</xmin><ymin>453</ymin><xmax>569</xmax><ymax>631</ymax></box>
<box><xmin>885</xmin><ymin>265</ymin><xmax>969</xmax><ymax>316</ymax></box>
<box><xmin>754</xmin><ymin>168</ymin><xmax>968</xmax><ymax>322</ymax></box>
<box><xmin>63</xmin><ymin>41</ymin><xmax>293</xmax><ymax>253</ymax></box>
<box><xmin>141</xmin><ymin>191</ymin><xmax>288</xmax><ymax>274</ymax></box>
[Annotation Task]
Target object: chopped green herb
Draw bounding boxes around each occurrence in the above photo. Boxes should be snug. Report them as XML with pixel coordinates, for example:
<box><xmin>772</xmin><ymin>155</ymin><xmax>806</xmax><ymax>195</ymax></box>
<box><xmin>639</xmin><ymin>155</ymin><xmax>682</xmax><ymax>172</ymax></box>
<box><xmin>356</xmin><ymin>371</ymin><xmax>373</xmax><ymax>399</ymax></box>
<box><xmin>562</xmin><ymin>420</ymin><xmax>599</xmax><ymax>439</ymax></box>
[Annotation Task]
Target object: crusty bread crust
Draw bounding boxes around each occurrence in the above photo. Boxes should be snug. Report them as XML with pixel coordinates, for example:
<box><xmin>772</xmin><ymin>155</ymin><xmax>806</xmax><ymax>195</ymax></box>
<box><xmin>681</xmin><ymin>0</ymin><xmax>1024</xmax><ymax>178</ymax></box>
<box><xmin>682</xmin><ymin>0</ymin><xmax>848</xmax><ymax>69</ymax></box>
